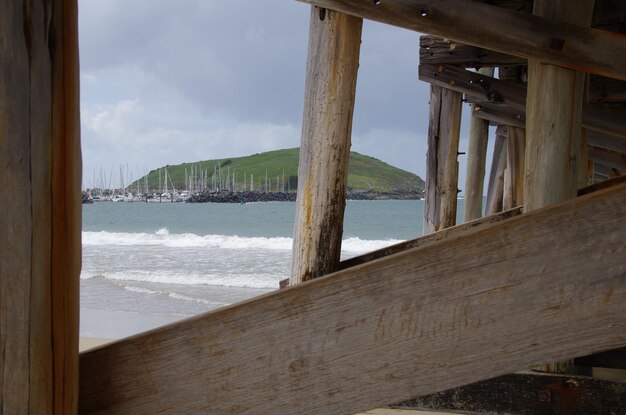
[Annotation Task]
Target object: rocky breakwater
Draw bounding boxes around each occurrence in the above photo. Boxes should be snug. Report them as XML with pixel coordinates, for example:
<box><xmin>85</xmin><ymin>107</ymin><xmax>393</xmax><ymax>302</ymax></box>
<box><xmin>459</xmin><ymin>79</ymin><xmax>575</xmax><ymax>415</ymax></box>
<box><xmin>187</xmin><ymin>189</ymin><xmax>422</xmax><ymax>203</ymax></box>
<box><xmin>187</xmin><ymin>191</ymin><xmax>297</xmax><ymax>203</ymax></box>
<box><xmin>346</xmin><ymin>190</ymin><xmax>423</xmax><ymax>200</ymax></box>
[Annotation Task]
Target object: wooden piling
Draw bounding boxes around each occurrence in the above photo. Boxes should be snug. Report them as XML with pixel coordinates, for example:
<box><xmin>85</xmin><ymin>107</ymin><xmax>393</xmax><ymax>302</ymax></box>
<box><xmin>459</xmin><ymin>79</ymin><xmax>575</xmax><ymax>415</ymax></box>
<box><xmin>503</xmin><ymin>126</ymin><xmax>526</xmax><ymax>210</ymax></box>
<box><xmin>423</xmin><ymin>86</ymin><xmax>463</xmax><ymax>234</ymax></box>
<box><xmin>524</xmin><ymin>0</ymin><xmax>595</xmax><ymax>212</ymax></box>
<box><xmin>0</xmin><ymin>1</ymin><xmax>81</xmax><ymax>414</ymax></box>
<box><xmin>524</xmin><ymin>0</ymin><xmax>595</xmax><ymax>374</ymax></box>
<box><xmin>463</xmin><ymin>68</ymin><xmax>493</xmax><ymax>222</ymax></box>
<box><xmin>485</xmin><ymin>127</ymin><xmax>507</xmax><ymax>216</ymax></box>
<box><xmin>290</xmin><ymin>6</ymin><xmax>362</xmax><ymax>284</ymax></box>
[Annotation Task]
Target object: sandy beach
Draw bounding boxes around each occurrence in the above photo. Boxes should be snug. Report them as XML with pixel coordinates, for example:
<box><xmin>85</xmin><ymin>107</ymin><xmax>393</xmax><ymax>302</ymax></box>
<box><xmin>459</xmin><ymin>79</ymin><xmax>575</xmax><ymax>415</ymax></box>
<box><xmin>79</xmin><ymin>307</ymin><xmax>192</xmax><ymax>352</ymax></box>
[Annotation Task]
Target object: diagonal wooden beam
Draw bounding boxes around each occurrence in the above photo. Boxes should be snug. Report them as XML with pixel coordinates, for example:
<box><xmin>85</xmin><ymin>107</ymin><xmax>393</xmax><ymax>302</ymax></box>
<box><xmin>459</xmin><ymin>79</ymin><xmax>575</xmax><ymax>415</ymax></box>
<box><xmin>295</xmin><ymin>0</ymin><xmax>626</xmax><ymax>81</ymax></box>
<box><xmin>79</xmin><ymin>183</ymin><xmax>626</xmax><ymax>415</ymax></box>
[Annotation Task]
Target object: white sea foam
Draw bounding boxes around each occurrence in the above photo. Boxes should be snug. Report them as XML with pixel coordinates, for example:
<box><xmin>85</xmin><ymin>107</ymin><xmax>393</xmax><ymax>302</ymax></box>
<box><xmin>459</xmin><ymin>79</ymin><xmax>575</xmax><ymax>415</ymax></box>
<box><xmin>82</xmin><ymin>230</ymin><xmax>293</xmax><ymax>250</ymax></box>
<box><xmin>82</xmin><ymin>231</ymin><xmax>403</xmax><ymax>253</ymax></box>
<box><xmin>122</xmin><ymin>285</ymin><xmax>229</xmax><ymax>306</ymax></box>
<box><xmin>83</xmin><ymin>269</ymin><xmax>283</xmax><ymax>289</ymax></box>
<box><xmin>341</xmin><ymin>237</ymin><xmax>404</xmax><ymax>252</ymax></box>
<box><xmin>123</xmin><ymin>285</ymin><xmax>161</xmax><ymax>295</ymax></box>
<box><xmin>168</xmin><ymin>292</ymin><xmax>229</xmax><ymax>306</ymax></box>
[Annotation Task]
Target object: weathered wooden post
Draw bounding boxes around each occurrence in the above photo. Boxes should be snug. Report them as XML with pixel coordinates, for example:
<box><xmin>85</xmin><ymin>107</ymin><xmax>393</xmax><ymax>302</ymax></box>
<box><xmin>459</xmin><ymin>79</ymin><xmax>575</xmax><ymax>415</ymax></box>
<box><xmin>524</xmin><ymin>0</ymin><xmax>594</xmax><ymax>211</ymax></box>
<box><xmin>503</xmin><ymin>126</ymin><xmax>526</xmax><ymax>210</ymax></box>
<box><xmin>464</xmin><ymin>68</ymin><xmax>493</xmax><ymax>222</ymax></box>
<box><xmin>0</xmin><ymin>1</ymin><xmax>81</xmax><ymax>414</ymax></box>
<box><xmin>290</xmin><ymin>7</ymin><xmax>362</xmax><ymax>284</ymax></box>
<box><xmin>423</xmin><ymin>86</ymin><xmax>463</xmax><ymax>234</ymax></box>
<box><xmin>485</xmin><ymin>127</ymin><xmax>508</xmax><ymax>215</ymax></box>
<box><xmin>525</xmin><ymin>0</ymin><xmax>594</xmax><ymax>373</ymax></box>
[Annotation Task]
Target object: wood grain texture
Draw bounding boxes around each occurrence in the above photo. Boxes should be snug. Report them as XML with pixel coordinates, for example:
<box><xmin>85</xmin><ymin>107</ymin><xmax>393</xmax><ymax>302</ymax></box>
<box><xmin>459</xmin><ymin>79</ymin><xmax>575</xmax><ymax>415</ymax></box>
<box><xmin>80</xmin><ymin>183</ymin><xmax>626</xmax><ymax>415</ymax></box>
<box><xmin>290</xmin><ymin>6</ymin><xmax>362</xmax><ymax>284</ymax></box>
<box><xmin>420</xmin><ymin>35</ymin><xmax>525</xmax><ymax>68</ymax></box>
<box><xmin>1</xmin><ymin>3</ymin><xmax>33</xmax><ymax>413</ymax></box>
<box><xmin>295</xmin><ymin>0</ymin><xmax>626</xmax><ymax>81</ymax></box>
<box><xmin>485</xmin><ymin>130</ymin><xmax>507</xmax><ymax>215</ymax></box>
<box><xmin>423</xmin><ymin>86</ymin><xmax>462</xmax><ymax>234</ymax></box>
<box><xmin>0</xmin><ymin>1</ymin><xmax>80</xmax><ymax>414</ymax></box>
<box><xmin>524</xmin><ymin>0</ymin><xmax>593</xmax><ymax>212</ymax></box>
<box><xmin>525</xmin><ymin>0</ymin><xmax>594</xmax><ymax>375</ymax></box>
<box><xmin>50</xmin><ymin>1</ymin><xmax>81</xmax><ymax>412</ymax></box>
<box><xmin>419</xmin><ymin>63</ymin><xmax>526</xmax><ymax>111</ymax></box>
<box><xmin>503</xmin><ymin>127</ymin><xmax>525</xmax><ymax>210</ymax></box>
<box><xmin>464</xmin><ymin>68</ymin><xmax>494</xmax><ymax>222</ymax></box>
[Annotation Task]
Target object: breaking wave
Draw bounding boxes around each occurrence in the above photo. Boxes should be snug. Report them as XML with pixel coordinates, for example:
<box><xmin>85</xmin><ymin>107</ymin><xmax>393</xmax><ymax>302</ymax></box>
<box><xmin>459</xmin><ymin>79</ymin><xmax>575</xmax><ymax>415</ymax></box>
<box><xmin>82</xmin><ymin>230</ymin><xmax>403</xmax><ymax>253</ymax></box>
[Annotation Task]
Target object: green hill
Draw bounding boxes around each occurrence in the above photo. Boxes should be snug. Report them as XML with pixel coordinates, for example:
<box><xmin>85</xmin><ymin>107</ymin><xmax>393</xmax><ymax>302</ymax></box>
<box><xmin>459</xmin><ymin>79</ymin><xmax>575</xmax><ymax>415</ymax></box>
<box><xmin>132</xmin><ymin>148</ymin><xmax>424</xmax><ymax>194</ymax></box>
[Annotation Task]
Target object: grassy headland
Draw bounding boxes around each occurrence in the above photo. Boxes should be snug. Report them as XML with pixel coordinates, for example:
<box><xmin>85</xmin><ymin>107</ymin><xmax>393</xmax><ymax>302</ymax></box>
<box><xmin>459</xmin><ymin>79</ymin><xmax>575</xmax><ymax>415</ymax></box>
<box><xmin>133</xmin><ymin>148</ymin><xmax>424</xmax><ymax>196</ymax></box>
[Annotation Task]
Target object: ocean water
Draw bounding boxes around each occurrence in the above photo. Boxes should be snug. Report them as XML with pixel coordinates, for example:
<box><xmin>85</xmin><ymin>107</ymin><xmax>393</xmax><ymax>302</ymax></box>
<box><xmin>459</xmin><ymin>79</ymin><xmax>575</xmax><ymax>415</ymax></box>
<box><xmin>81</xmin><ymin>199</ymin><xmax>464</xmax><ymax>337</ymax></box>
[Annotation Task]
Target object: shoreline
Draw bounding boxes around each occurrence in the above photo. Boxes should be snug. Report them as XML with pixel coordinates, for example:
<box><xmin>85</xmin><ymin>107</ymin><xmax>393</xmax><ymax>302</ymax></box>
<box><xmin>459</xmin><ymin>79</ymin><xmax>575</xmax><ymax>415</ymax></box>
<box><xmin>80</xmin><ymin>337</ymin><xmax>113</xmax><ymax>352</ymax></box>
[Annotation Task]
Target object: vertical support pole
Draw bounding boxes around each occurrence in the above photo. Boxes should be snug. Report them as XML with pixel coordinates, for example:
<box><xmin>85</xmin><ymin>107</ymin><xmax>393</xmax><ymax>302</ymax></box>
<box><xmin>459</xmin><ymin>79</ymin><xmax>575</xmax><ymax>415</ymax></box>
<box><xmin>503</xmin><ymin>126</ymin><xmax>526</xmax><ymax>210</ymax></box>
<box><xmin>423</xmin><ymin>86</ymin><xmax>463</xmax><ymax>234</ymax></box>
<box><xmin>525</xmin><ymin>0</ymin><xmax>594</xmax><ymax>374</ymax></box>
<box><xmin>579</xmin><ymin>128</ymin><xmax>592</xmax><ymax>187</ymax></box>
<box><xmin>0</xmin><ymin>1</ymin><xmax>80</xmax><ymax>414</ymax></box>
<box><xmin>524</xmin><ymin>0</ymin><xmax>595</xmax><ymax>212</ymax></box>
<box><xmin>485</xmin><ymin>127</ymin><xmax>508</xmax><ymax>216</ymax></box>
<box><xmin>290</xmin><ymin>7</ymin><xmax>362</xmax><ymax>285</ymax></box>
<box><xmin>464</xmin><ymin>68</ymin><xmax>493</xmax><ymax>222</ymax></box>
<box><xmin>587</xmin><ymin>159</ymin><xmax>595</xmax><ymax>185</ymax></box>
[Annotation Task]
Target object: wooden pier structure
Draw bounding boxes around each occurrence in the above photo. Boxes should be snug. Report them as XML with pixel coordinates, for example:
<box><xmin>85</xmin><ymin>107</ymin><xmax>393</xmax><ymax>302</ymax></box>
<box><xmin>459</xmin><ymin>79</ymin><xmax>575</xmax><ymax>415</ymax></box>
<box><xmin>1</xmin><ymin>0</ymin><xmax>625</xmax><ymax>414</ymax></box>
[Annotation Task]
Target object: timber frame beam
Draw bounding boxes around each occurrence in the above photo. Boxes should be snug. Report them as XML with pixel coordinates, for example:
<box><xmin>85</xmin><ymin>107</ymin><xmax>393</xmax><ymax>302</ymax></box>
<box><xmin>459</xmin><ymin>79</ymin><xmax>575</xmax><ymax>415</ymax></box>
<box><xmin>80</xmin><ymin>183</ymin><xmax>626</xmax><ymax>414</ymax></box>
<box><xmin>295</xmin><ymin>0</ymin><xmax>626</xmax><ymax>81</ymax></box>
<box><xmin>420</xmin><ymin>63</ymin><xmax>626</xmax><ymax>142</ymax></box>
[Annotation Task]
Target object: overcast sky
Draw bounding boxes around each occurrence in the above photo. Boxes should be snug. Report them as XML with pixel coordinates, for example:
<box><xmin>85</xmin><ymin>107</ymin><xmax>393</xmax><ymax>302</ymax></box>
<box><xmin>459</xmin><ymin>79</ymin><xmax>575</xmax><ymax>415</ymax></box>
<box><xmin>79</xmin><ymin>0</ymin><xmax>483</xmax><ymax>193</ymax></box>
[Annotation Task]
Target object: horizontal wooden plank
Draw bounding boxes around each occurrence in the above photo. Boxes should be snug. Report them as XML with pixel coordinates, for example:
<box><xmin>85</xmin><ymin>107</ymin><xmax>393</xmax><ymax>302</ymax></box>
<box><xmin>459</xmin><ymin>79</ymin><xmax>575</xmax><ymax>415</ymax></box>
<box><xmin>589</xmin><ymin>146</ymin><xmax>626</xmax><ymax>171</ymax></box>
<box><xmin>393</xmin><ymin>371</ymin><xmax>626</xmax><ymax>414</ymax></box>
<box><xmin>296</xmin><ymin>0</ymin><xmax>626</xmax><ymax>81</ymax></box>
<box><xmin>79</xmin><ymin>183</ymin><xmax>626</xmax><ymax>415</ymax></box>
<box><xmin>419</xmin><ymin>63</ymin><xmax>526</xmax><ymax>110</ymax></box>
<box><xmin>589</xmin><ymin>131</ymin><xmax>626</xmax><ymax>154</ymax></box>
<box><xmin>420</xmin><ymin>35</ymin><xmax>526</xmax><ymax>67</ymax></box>
<box><xmin>471</xmin><ymin>102</ymin><xmax>526</xmax><ymax>128</ymax></box>
<box><xmin>422</xmin><ymin>64</ymin><xmax>626</xmax><ymax>142</ymax></box>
